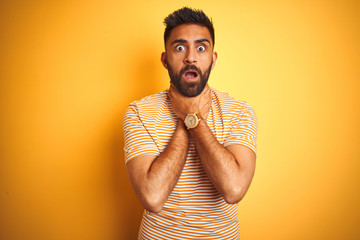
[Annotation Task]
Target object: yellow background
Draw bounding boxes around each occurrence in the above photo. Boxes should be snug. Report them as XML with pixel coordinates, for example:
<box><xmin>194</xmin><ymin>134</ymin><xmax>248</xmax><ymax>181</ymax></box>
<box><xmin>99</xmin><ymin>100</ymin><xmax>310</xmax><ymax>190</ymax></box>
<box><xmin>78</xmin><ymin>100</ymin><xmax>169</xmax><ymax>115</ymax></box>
<box><xmin>1</xmin><ymin>0</ymin><xmax>359</xmax><ymax>239</ymax></box>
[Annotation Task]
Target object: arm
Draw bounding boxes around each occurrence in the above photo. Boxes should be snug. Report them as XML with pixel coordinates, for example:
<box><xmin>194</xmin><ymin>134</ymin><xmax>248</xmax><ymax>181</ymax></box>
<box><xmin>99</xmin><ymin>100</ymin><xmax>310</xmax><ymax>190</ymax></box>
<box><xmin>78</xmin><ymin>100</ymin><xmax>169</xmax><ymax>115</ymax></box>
<box><xmin>169</xmin><ymin>84</ymin><xmax>256</xmax><ymax>204</ymax></box>
<box><xmin>126</xmin><ymin>120</ymin><xmax>189</xmax><ymax>213</ymax></box>
<box><xmin>189</xmin><ymin>120</ymin><xmax>256</xmax><ymax>204</ymax></box>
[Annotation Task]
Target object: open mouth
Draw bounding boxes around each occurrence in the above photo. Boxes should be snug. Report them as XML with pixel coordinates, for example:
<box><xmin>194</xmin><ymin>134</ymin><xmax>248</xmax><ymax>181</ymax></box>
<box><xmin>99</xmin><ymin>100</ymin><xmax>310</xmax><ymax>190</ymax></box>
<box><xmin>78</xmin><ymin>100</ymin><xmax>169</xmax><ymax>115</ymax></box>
<box><xmin>184</xmin><ymin>70</ymin><xmax>199</xmax><ymax>80</ymax></box>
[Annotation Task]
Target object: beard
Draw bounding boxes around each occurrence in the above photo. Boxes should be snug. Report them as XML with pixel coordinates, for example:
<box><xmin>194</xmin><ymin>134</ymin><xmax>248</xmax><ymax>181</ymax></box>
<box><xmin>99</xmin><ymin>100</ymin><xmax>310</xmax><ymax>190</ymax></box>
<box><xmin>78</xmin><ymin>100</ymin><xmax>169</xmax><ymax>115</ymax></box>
<box><xmin>166</xmin><ymin>60</ymin><xmax>213</xmax><ymax>97</ymax></box>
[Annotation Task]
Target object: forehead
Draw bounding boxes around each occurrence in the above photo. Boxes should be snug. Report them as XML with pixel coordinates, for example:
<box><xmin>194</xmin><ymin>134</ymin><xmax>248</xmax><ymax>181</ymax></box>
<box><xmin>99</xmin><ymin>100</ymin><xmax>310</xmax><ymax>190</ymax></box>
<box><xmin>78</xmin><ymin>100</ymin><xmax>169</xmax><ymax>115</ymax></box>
<box><xmin>166</xmin><ymin>24</ymin><xmax>212</xmax><ymax>45</ymax></box>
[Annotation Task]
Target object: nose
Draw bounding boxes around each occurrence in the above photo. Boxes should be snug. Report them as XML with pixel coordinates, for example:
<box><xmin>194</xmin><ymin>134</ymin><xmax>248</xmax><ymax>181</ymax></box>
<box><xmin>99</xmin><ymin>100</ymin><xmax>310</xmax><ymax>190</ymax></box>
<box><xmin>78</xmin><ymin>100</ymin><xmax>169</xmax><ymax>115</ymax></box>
<box><xmin>184</xmin><ymin>47</ymin><xmax>197</xmax><ymax>64</ymax></box>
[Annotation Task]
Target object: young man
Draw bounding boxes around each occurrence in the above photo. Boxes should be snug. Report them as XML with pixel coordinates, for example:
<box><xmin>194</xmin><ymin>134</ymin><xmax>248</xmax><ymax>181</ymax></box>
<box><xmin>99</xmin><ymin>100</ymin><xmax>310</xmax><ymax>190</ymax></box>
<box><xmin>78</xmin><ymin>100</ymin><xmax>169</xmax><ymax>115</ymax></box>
<box><xmin>124</xmin><ymin>7</ymin><xmax>257</xmax><ymax>239</ymax></box>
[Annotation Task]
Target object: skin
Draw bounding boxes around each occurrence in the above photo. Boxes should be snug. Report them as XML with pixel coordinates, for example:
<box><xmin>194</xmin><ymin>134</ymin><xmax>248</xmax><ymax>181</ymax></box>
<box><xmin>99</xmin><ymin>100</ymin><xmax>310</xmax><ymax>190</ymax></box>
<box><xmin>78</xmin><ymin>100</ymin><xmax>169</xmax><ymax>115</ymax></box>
<box><xmin>126</xmin><ymin>24</ymin><xmax>256</xmax><ymax>213</ymax></box>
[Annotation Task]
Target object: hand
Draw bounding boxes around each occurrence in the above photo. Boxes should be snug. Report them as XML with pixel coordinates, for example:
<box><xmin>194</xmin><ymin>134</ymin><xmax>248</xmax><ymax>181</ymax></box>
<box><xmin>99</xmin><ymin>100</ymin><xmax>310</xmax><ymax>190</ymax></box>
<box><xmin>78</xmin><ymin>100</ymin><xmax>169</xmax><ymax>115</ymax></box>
<box><xmin>168</xmin><ymin>83</ymin><xmax>211</xmax><ymax>121</ymax></box>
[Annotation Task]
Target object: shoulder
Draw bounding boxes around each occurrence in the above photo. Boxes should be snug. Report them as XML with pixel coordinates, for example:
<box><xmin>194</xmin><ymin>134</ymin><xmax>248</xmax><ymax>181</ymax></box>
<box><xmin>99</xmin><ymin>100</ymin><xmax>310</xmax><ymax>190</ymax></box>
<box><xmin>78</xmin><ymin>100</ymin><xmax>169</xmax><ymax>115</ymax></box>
<box><xmin>123</xmin><ymin>91</ymin><xmax>172</xmax><ymax>127</ymax></box>
<box><xmin>129</xmin><ymin>90</ymin><xmax>168</xmax><ymax>108</ymax></box>
<box><xmin>125</xmin><ymin>91</ymin><xmax>169</xmax><ymax>115</ymax></box>
<box><xmin>211</xmin><ymin>88</ymin><xmax>255</xmax><ymax>115</ymax></box>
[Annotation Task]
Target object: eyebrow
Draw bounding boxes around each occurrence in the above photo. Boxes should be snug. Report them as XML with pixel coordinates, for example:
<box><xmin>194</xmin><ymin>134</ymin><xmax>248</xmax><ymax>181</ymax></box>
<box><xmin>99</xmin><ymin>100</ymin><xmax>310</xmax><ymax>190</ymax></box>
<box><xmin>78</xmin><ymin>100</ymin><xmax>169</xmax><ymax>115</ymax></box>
<box><xmin>171</xmin><ymin>38</ymin><xmax>211</xmax><ymax>45</ymax></box>
<box><xmin>171</xmin><ymin>39</ymin><xmax>187</xmax><ymax>45</ymax></box>
<box><xmin>195</xmin><ymin>38</ymin><xmax>210</xmax><ymax>44</ymax></box>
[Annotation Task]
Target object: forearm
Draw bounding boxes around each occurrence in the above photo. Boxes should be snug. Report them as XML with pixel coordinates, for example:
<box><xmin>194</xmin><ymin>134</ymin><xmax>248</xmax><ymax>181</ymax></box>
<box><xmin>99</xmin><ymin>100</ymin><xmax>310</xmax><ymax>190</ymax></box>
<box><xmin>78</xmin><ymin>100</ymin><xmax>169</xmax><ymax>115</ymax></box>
<box><xmin>189</xmin><ymin>120</ymin><xmax>254</xmax><ymax>203</ymax></box>
<box><xmin>167</xmin><ymin>84</ymin><xmax>255</xmax><ymax>203</ymax></box>
<box><xmin>137</xmin><ymin>121</ymin><xmax>189</xmax><ymax>212</ymax></box>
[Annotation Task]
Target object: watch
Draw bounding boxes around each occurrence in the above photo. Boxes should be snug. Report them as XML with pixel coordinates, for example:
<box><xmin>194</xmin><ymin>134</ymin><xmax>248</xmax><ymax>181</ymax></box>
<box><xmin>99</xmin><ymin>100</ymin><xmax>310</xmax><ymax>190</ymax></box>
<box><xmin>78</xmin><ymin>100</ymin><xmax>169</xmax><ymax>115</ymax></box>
<box><xmin>184</xmin><ymin>113</ymin><xmax>201</xmax><ymax>129</ymax></box>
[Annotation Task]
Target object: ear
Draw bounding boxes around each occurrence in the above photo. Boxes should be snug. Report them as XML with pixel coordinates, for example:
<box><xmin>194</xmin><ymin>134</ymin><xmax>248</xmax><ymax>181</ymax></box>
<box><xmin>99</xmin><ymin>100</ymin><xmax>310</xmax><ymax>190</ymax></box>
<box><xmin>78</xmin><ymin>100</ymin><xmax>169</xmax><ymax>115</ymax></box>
<box><xmin>161</xmin><ymin>52</ymin><xmax>168</xmax><ymax>69</ymax></box>
<box><xmin>211</xmin><ymin>51</ymin><xmax>218</xmax><ymax>70</ymax></box>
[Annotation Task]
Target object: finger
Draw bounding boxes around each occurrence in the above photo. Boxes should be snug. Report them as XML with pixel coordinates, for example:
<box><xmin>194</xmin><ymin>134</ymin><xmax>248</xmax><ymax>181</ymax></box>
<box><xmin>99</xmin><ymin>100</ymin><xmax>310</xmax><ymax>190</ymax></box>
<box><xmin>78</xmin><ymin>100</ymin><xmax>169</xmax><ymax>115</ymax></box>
<box><xmin>198</xmin><ymin>85</ymin><xmax>210</xmax><ymax>98</ymax></box>
<box><xmin>168</xmin><ymin>88</ymin><xmax>174</xmax><ymax>100</ymax></box>
<box><xmin>203</xmin><ymin>84</ymin><xmax>211</xmax><ymax>96</ymax></box>
<box><xmin>170</xmin><ymin>83</ymin><xmax>179</xmax><ymax>93</ymax></box>
<box><xmin>168</xmin><ymin>87</ymin><xmax>179</xmax><ymax>102</ymax></box>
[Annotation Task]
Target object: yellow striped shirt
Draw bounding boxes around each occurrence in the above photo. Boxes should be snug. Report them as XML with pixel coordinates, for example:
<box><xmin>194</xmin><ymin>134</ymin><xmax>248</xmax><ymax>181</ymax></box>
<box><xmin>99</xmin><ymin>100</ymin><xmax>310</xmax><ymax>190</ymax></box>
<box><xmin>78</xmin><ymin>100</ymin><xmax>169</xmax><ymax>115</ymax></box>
<box><xmin>124</xmin><ymin>88</ymin><xmax>257</xmax><ymax>239</ymax></box>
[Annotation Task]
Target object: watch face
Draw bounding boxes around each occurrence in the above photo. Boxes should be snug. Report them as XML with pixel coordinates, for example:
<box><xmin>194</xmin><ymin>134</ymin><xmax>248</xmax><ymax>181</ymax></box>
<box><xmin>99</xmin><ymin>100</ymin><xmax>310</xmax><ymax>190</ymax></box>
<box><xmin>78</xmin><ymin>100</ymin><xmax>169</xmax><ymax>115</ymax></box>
<box><xmin>185</xmin><ymin>114</ymin><xmax>198</xmax><ymax>128</ymax></box>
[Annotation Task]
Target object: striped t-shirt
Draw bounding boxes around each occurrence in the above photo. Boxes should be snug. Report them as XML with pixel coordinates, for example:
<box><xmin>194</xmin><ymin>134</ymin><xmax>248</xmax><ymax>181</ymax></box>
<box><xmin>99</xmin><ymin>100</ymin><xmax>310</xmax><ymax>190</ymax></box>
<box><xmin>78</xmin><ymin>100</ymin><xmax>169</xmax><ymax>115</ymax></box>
<box><xmin>123</xmin><ymin>88</ymin><xmax>257</xmax><ymax>239</ymax></box>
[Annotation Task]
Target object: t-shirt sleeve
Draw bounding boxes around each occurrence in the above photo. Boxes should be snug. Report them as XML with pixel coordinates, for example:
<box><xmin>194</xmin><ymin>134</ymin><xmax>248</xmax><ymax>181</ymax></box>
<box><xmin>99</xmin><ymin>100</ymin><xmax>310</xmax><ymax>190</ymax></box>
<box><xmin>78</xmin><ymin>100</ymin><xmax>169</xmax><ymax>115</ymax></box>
<box><xmin>223</xmin><ymin>102</ymin><xmax>258</xmax><ymax>155</ymax></box>
<box><xmin>123</xmin><ymin>103</ymin><xmax>160</xmax><ymax>165</ymax></box>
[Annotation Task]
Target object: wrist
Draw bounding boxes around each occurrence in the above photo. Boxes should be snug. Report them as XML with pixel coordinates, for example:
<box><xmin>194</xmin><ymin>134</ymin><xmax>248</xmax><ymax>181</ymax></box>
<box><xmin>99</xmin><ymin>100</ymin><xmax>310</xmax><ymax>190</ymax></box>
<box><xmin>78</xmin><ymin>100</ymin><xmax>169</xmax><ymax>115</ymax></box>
<box><xmin>177</xmin><ymin>120</ymin><xmax>190</xmax><ymax>137</ymax></box>
<box><xmin>184</xmin><ymin>113</ymin><xmax>201</xmax><ymax>130</ymax></box>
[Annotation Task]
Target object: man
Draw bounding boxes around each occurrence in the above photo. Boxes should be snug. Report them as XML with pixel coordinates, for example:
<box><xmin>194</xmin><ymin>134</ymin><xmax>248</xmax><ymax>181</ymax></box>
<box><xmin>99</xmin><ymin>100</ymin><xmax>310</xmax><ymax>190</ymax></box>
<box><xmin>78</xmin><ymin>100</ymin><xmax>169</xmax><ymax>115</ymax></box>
<box><xmin>124</xmin><ymin>7</ymin><xmax>257</xmax><ymax>239</ymax></box>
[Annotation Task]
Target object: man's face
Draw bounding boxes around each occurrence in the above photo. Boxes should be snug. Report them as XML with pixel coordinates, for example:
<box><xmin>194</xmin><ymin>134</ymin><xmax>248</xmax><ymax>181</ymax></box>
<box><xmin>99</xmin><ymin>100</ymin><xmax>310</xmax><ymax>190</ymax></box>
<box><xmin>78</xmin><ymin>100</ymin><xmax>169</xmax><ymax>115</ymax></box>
<box><xmin>161</xmin><ymin>24</ymin><xmax>217</xmax><ymax>97</ymax></box>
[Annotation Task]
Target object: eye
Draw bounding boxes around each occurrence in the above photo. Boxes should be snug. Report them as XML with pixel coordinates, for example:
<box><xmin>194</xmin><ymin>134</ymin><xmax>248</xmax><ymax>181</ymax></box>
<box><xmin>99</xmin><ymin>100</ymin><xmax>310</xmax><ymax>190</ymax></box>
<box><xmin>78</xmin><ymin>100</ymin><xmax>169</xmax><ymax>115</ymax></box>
<box><xmin>197</xmin><ymin>46</ymin><xmax>206</xmax><ymax>52</ymax></box>
<box><xmin>176</xmin><ymin>45</ymin><xmax>185</xmax><ymax>51</ymax></box>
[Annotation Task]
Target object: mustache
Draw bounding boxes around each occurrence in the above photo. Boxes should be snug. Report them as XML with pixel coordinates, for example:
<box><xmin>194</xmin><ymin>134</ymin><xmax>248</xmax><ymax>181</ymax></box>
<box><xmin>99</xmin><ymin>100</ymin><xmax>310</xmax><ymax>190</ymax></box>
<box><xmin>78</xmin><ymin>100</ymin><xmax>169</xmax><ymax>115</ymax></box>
<box><xmin>180</xmin><ymin>65</ymin><xmax>201</xmax><ymax>75</ymax></box>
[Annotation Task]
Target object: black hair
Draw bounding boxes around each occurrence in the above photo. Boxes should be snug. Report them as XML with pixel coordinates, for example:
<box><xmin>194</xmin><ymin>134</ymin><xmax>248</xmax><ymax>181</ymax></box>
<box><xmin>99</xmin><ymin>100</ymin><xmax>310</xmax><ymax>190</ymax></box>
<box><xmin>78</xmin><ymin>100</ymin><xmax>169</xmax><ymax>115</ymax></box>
<box><xmin>163</xmin><ymin>7</ymin><xmax>215</xmax><ymax>48</ymax></box>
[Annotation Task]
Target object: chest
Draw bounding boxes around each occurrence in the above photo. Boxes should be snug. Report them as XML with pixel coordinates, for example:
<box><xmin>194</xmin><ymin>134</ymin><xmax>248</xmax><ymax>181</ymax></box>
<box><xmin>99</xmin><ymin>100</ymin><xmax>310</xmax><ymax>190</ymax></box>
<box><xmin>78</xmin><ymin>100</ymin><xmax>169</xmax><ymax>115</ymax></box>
<box><xmin>144</xmin><ymin>103</ymin><xmax>232</xmax><ymax>153</ymax></box>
